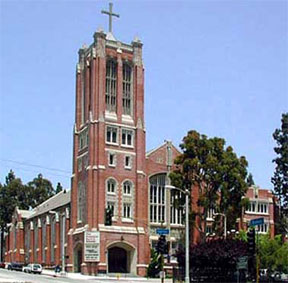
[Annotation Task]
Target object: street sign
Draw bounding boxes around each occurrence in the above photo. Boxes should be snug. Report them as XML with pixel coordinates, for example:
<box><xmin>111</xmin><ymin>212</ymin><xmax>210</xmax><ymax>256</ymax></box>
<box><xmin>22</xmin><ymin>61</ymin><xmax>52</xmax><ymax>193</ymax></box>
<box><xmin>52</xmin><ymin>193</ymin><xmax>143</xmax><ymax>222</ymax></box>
<box><xmin>250</xmin><ymin>218</ymin><xmax>264</xmax><ymax>227</ymax></box>
<box><xmin>84</xmin><ymin>231</ymin><xmax>100</xmax><ymax>262</ymax></box>
<box><xmin>237</xmin><ymin>256</ymin><xmax>248</xmax><ymax>270</ymax></box>
<box><xmin>156</xmin><ymin>228</ymin><xmax>170</xmax><ymax>235</ymax></box>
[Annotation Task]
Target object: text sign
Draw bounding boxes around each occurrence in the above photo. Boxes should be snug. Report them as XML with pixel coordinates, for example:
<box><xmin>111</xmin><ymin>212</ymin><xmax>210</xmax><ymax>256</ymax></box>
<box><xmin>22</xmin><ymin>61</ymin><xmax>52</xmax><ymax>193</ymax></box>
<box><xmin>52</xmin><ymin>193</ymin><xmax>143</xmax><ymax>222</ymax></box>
<box><xmin>156</xmin><ymin>228</ymin><xmax>170</xmax><ymax>235</ymax></box>
<box><xmin>250</xmin><ymin>218</ymin><xmax>264</xmax><ymax>227</ymax></box>
<box><xmin>84</xmin><ymin>231</ymin><xmax>100</xmax><ymax>262</ymax></box>
<box><xmin>237</xmin><ymin>256</ymin><xmax>248</xmax><ymax>270</ymax></box>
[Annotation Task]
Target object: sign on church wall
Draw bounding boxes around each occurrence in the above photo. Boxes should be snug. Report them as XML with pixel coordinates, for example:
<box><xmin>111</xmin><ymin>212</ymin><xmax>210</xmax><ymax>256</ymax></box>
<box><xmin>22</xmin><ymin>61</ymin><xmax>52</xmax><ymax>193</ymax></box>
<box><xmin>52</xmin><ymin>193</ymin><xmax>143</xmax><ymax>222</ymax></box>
<box><xmin>84</xmin><ymin>231</ymin><xmax>100</xmax><ymax>262</ymax></box>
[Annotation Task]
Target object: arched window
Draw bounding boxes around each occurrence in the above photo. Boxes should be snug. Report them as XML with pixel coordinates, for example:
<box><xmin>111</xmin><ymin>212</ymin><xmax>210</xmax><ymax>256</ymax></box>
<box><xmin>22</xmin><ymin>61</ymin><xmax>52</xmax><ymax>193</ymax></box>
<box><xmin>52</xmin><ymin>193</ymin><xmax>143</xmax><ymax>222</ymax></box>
<box><xmin>122</xmin><ymin>63</ymin><xmax>132</xmax><ymax>115</ymax></box>
<box><xmin>123</xmin><ymin>181</ymin><xmax>132</xmax><ymax>195</ymax></box>
<box><xmin>106</xmin><ymin>60</ymin><xmax>117</xmax><ymax>112</ymax></box>
<box><xmin>149</xmin><ymin>174</ymin><xmax>166</xmax><ymax>223</ymax></box>
<box><xmin>107</xmin><ymin>179</ymin><xmax>116</xmax><ymax>194</ymax></box>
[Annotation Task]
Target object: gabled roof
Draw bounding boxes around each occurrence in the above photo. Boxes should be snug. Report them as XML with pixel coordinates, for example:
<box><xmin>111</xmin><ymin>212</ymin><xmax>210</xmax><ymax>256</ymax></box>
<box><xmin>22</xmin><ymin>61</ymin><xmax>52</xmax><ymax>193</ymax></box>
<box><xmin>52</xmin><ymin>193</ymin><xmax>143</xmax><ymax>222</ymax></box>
<box><xmin>27</xmin><ymin>190</ymin><xmax>71</xmax><ymax>219</ymax></box>
<box><xmin>146</xmin><ymin>141</ymin><xmax>181</xmax><ymax>157</ymax></box>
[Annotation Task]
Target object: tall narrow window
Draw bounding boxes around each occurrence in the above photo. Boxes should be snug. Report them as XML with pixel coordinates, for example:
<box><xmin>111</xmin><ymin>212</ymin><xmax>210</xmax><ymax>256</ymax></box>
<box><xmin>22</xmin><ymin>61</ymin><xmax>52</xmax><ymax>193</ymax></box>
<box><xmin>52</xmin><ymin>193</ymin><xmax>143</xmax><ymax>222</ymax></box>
<box><xmin>77</xmin><ymin>181</ymin><xmax>86</xmax><ymax>222</ymax></box>
<box><xmin>122</xmin><ymin>63</ymin><xmax>132</xmax><ymax>115</ymax></box>
<box><xmin>122</xmin><ymin>180</ymin><xmax>134</xmax><ymax>222</ymax></box>
<box><xmin>149</xmin><ymin>174</ymin><xmax>166</xmax><ymax>223</ymax></box>
<box><xmin>106</xmin><ymin>60</ymin><xmax>117</xmax><ymax>112</ymax></box>
<box><xmin>81</xmin><ymin>72</ymin><xmax>86</xmax><ymax>124</ymax></box>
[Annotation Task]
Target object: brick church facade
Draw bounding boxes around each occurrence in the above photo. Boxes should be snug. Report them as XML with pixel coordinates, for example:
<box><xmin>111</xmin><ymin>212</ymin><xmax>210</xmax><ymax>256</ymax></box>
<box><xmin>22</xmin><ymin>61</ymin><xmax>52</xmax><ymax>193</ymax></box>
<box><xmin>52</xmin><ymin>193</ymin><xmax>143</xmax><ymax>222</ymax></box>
<box><xmin>3</xmin><ymin>4</ymin><xmax>278</xmax><ymax>276</ymax></box>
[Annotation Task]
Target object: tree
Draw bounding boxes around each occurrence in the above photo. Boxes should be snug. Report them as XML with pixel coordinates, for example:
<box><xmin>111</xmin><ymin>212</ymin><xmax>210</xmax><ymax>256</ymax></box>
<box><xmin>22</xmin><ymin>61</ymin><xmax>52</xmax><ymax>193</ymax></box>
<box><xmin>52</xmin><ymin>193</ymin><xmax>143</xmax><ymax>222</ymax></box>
<box><xmin>0</xmin><ymin>171</ymin><xmax>58</xmax><ymax>261</ymax></box>
<box><xmin>259</xmin><ymin>234</ymin><xmax>288</xmax><ymax>273</ymax></box>
<box><xmin>272</xmin><ymin>113</ymin><xmax>288</xmax><ymax>218</ymax></box>
<box><xmin>0</xmin><ymin>170</ymin><xmax>28</xmax><ymax>261</ymax></box>
<box><xmin>147</xmin><ymin>248</ymin><xmax>161</xmax><ymax>278</ymax></box>
<box><xmin>170</xmin><ymin>130</ymin><xmax>248</xmax><ymax>242</ymax></box>
<box><xmin>247</xmin><ymin>173</ymin><xmax>255</xmax><ymax>187</ymax></box>
<box><xmin>55</xmin><ymin>182</ymin><xmax>63</xmax><ymax>194</ymax></box>
<box><xmin>27</xmin><ymin>174</ymin><xmax>55</xmax><ymax>208</ymax></box>
<box><xmin>175</xmin><ymin>238</ymin><xmax>248</xmax><ymax>282</ymax></box>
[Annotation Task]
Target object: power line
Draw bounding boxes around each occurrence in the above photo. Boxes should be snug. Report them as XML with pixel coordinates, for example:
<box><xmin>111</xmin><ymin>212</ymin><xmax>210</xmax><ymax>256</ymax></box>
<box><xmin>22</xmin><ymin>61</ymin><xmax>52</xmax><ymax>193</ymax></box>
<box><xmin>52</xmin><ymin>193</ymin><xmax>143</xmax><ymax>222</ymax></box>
<box><xmin>0</xmin><ymin>164</ymin><xmax>71</xmax><ymax>179</ymax></box>
<box><xmin>0</xmin><ymin>158</ymin><xmax>71</xmax><ymax>174</ymax></box>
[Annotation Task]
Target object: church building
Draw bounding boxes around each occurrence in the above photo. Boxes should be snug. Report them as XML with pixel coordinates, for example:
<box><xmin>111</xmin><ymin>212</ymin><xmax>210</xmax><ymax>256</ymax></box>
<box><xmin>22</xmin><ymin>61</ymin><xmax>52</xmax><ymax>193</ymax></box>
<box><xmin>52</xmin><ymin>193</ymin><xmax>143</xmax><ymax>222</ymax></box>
<box><xmin>3</xmin><ymin>3</ymin><xmax>277</xmax><ymax>277</ymax></box>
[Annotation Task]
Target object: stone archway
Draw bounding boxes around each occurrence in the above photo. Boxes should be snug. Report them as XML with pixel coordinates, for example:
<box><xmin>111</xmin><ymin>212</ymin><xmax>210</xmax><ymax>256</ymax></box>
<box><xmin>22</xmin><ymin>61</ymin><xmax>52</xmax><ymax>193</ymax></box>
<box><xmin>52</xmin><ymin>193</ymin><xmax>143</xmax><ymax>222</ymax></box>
<box><xmin>107</xmin><ymin>242</ymin><xmax>136</xmax><ymax>275</ymax></box>
<box><xmin>73</xmin><ymin>243</ymin><xmax>83</xmax><ymax>273</ymax></box>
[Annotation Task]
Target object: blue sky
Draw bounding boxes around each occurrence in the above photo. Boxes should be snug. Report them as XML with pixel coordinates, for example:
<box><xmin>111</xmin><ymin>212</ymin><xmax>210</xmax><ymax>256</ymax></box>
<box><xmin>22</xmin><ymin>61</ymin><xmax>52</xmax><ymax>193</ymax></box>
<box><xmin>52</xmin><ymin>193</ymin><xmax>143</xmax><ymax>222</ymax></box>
<box><xmin>0</xmin><ymin>0</ymin><xmax>287</xmax><ymax>190</ymax></box>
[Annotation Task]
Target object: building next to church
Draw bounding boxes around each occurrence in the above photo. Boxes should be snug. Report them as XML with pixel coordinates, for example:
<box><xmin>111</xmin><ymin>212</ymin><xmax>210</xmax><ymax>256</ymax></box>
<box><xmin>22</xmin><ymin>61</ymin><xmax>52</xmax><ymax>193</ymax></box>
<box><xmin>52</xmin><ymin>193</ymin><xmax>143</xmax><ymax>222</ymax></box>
<box><xmin>3</xmin><ymin>3</ymin><xmax>278</xmax><ymax>276</ymax></box>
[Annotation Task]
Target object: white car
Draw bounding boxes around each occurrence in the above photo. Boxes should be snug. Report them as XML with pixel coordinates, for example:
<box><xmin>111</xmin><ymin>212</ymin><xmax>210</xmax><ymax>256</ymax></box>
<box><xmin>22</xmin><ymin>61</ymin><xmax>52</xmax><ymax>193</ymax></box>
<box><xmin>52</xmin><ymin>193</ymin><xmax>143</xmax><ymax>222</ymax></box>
<box><xmin>23</xmin><ymin>264</ymin><xmax>42</xmax><ymax>274</ymax></box>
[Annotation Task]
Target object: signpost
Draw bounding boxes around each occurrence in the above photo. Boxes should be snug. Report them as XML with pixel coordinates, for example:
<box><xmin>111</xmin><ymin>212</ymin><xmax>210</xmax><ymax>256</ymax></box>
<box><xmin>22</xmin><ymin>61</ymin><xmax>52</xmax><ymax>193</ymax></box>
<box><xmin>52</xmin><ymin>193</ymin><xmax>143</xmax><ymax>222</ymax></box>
<box><xmin>249</xmin><ymin>218</ymin><xmax>264</xmax><ymax>283</ymax></box>
<box><xmin>156</xmin><ymin>228</ymin><xmax>170</xmax><ymax>235</ymax></box>
<box><xmin>237</xmin><ymin>256</ymin><xmax>248</xmax><ymax>283</ymax></box>
<box><xmin>249</xmin><ymin>217</ymin><xmax>264</xmax><ymax>227</ymax></box>
<box><xmin>84</xmin><ymin>231</ymin><xmax>100</xmax><ymax>262</ymax></box>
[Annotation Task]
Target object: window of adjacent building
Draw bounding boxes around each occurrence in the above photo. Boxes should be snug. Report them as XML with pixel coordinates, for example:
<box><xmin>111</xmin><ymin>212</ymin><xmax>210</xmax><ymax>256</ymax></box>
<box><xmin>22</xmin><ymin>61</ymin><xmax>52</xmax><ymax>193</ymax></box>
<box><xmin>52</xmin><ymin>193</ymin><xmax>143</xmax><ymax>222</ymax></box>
<box><xmin>108</xmin><ymin>152</ymin><xmax>116</xmax><ymax>167</ymax></box>
<box><xmin>42</xmin><ymin>218</ymin><xmax>46</xmax><ymax>262</ymax></box>
<box><xmin>246</xmin><ymin>201</ymin><xmax>268</xmax><ymax>214</ymax></box>
<box><xmin>206</xmin><ymin>208</ymin><xmax>215</xmax><ymax>220</ymax></box>
<box><xmin>149</xmin><ymin>174</ymin><xmax>166</xmax><ymax>223</ymax></box>
<box><xmin>106</xmin><ymin>126</ymin><xmax>118</xmax><ymax>144</ymax></box>
<box><xmin>107</xmin><ymin>178</ymin><xmax>116</xmax><ymax>194</ymax></box>
<box><xmin>206</xmin><ymin>225</ymin><xmax>213</xmax><ymax>234</ymax></box>
<box><xmin>122</xmin><ymin>63</ymin><xmax>132</xmax><ymax>116</ymax></box>
<box><xmin>170</xmin><ymin>190</ymin><xmax>184</xmax><ymax>225</ymax></box>
<box><xmin>105</xmin><ymin>60</ymin><xmax>117</xmax><ymax>112</ymax></box>
<box><xmin>124</xmin><ymin>155</ymin><xmax>132</xmax><ymax>169</ymax></box>
<box><xmin>121</xmin><ymin>129</ymin><xmax>133</xmax><ymax>147</ymax></box>
<box><xmin>258</xmin><ymin>223</ymin><xmax>268</xmax><ymax>233</ymax></box>
<box><xmin>51</xmin><ymin>216</ymin><xmax>55</xmax><ymax>262</ymax></box>
<box><xmin>123</xmin><ymin>203</ymin><xmax>132</xmax><ymax>219</ymax></box>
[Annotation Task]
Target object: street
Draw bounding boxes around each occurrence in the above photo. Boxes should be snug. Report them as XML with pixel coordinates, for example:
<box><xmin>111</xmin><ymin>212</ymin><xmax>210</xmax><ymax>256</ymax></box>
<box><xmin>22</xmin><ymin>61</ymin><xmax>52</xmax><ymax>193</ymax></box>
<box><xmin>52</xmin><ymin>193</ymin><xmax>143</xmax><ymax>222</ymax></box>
<box><xmin>0</xmin><ymin>269</ymin><xmax>172</xmax><ymax>283</ymax></box>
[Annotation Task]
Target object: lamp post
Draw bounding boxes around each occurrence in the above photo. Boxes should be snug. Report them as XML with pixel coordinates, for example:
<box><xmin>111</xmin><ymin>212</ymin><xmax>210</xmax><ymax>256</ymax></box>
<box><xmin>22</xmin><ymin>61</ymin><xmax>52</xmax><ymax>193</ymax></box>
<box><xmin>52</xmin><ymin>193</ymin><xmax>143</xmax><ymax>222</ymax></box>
<box><xmin>165</xmin><ymin>185</ymin><xmax>190</xmax><ymax>283</ymax></box>
<box><xmin>213</xmin><ymin>212</ymin><xmax>227</xmax><ymax>239</ymax></box>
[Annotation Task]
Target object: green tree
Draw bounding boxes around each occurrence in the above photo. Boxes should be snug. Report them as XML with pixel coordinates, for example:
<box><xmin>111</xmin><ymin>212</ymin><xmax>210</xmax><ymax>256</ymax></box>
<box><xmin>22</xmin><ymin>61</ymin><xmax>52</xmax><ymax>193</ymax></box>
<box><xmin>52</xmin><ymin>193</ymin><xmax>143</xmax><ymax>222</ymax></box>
<box><xmin>147</xmin><ymin>248</ymin><xmax>161</xmax><ymax>278</ymax></box>
<box><xmin>247</xmin><ymin>173</ymin><xmax>255</xmax><ymax>187</ymax></box>
<box><xmin>0</xmin><ymin>170</ymin><xmax>28</xmax><ymax>261</ymax></box>
<box><xmin>272</xmin><ymin>113</ymin><xmax>288</xmax><ymax>240</ymax></box>
<box><xmin>27</xmin><ymin>174</ymin><xmax>55</xmax><ymax>208</ymax></box>
<box><xmin>55</xmin><ymin>182</ymin><xmax>63</xmax><ymax>194</ymax></box>
<box><xmin>170</xmin><ymin>130</ymin><xmax>248</xmax><ymax>242</ymax></box>
<box><xmin>259</xmin><ymin>234</ymin><xmax>288</xmax><ymax>273</ymax></box>
<box><xmin>0</xmin><ymin>171</ymin><xmax>58</xmax><ymax>260</ymax></box>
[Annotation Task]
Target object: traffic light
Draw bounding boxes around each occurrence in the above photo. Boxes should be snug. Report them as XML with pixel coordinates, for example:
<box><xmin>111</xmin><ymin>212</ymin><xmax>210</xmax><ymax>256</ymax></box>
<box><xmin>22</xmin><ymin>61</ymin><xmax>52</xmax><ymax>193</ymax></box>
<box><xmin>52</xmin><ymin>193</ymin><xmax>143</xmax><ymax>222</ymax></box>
<box><xmin>156</xmin><ymin>235</ymin><xmax>167</xmax><ymax>254</ymax></box>
<box><xmin>105</xmin><ymin>207</ymin><xmax>113</xmax><ymax>226</ymax></box>
<box><xmin>247</xmin><ymin>228</ymin><xmax>255</xmax><ymax>255</ymax></box>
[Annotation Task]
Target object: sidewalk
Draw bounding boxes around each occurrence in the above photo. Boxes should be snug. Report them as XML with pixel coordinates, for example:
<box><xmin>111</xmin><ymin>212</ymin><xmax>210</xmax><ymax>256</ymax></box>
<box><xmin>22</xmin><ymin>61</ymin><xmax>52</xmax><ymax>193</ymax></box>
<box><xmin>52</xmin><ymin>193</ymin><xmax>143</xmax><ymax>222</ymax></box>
<box><xmin>42</xmin><ymin>269</ymin><xmax>173</xmax><ymax>282</ymax></box>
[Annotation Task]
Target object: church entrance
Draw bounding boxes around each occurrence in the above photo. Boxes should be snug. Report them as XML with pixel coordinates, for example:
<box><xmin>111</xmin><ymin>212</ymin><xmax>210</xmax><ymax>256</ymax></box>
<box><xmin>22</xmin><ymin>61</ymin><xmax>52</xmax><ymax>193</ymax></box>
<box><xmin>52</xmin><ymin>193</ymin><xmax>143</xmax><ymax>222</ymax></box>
<box><xmin>108</xmin><ymin>247</ymin><xmax>128</xmax><ymax>273</ymax></box>
<box><xmin>73</xmin><ymin>244</ymin><xmax>83</xmax><ymax>273</ymax></box>
<box><xmin>107</xmin><ymin>242</ymin><xmax>136</xmax><ymax>274</ymax></box>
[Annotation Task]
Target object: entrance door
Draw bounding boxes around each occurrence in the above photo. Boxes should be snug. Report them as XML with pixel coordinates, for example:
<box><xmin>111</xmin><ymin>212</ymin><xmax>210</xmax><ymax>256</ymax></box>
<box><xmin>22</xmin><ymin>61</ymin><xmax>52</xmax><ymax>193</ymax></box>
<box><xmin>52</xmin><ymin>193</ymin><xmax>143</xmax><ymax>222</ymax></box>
<box><xmin>74</xmin><ymin>246</ymin><xmax>83</xmax><ymax>273</ymax></box>
<box><xmin>108</xmin><ymin>247</ymin><xmax>128</xmax><ymax>273</ymax></box>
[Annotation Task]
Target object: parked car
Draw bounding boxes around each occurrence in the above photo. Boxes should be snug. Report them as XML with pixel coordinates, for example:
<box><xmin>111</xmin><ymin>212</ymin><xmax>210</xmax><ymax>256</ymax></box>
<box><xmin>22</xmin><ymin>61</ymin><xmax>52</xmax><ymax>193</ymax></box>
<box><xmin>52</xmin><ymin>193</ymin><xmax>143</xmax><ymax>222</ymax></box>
<box><xmin>274</xmin><ymin>271</ymin><xmax>288</xmax><ymax>282</ymax></box>
<box><xmin>7</xmin><ymin>262</ymin><xmax>23</xmax><ymax>271</ymax></box>
<box><xmin>0</xmin><ymin>262</ymin><xmax>5</xmax><ymax>268</ymax></box>
<box><xmin>23</xmin><ymin>263</ymin><xmax>42</xmax><ymax>274</ymax></box>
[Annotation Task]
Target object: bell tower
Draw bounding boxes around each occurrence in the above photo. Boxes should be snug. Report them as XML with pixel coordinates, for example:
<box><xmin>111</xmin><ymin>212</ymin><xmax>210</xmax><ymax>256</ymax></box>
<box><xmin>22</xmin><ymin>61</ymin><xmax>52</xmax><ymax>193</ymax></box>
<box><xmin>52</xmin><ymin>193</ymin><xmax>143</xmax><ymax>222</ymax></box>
<box><xmin>68</xmin><ymin>3</ymin><xmax>149</xmax><ymax>276</ymax></box>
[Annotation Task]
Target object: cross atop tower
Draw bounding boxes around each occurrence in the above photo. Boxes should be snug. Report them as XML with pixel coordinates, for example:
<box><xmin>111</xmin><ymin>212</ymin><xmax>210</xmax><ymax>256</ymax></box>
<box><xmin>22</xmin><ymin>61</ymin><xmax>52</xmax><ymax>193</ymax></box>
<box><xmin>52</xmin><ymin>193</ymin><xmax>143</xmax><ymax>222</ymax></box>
<box><xmin>101</xmin><ymin>3</ymin><xmax>120</xmax><ymax>33</ymax></box>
